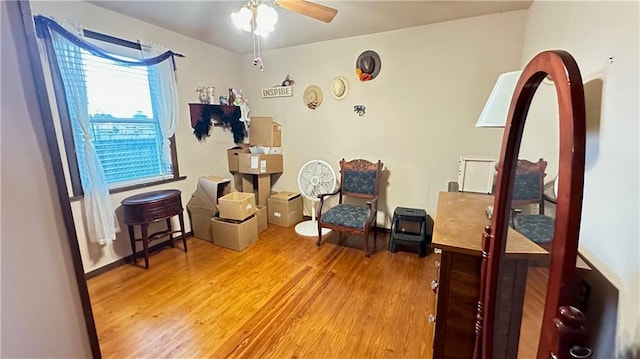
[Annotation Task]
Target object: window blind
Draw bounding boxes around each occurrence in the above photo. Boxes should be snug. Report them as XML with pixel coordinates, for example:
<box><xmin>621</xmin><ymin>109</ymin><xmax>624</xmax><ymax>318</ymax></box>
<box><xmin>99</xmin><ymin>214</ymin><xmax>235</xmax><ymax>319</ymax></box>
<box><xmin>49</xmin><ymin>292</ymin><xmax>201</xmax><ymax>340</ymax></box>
<box><xmin>61</xmin><ymin>49</ymin><xmax>172</xmax><ymax>187</ymax></box>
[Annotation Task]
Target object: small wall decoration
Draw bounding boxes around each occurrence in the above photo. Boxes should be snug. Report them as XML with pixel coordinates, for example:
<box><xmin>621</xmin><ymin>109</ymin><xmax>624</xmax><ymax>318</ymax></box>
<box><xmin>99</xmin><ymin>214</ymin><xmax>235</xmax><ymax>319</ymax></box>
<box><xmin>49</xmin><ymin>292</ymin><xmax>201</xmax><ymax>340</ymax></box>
<box><xmin>261</xmin><ymin>74</ymin><xmax>296</xmax><ymax>98</ymax></box>
<box><xmin>355</xmin><ymin>50</ymin><xmax>382</xmax><ymax>82</ymax></box>
<box><xmin>304</xmin><ymin>85</ymin><xmax>323</xmax><ymax>110</ymax></box>
<box><xmin>281</xmin><ymin>74</ymin><xmax>295</xmax><ymax>86</ymax></box>
<box><xmin>261</xmin><ymin>86</ymin><xmax>293</xmax><ymax>98</ymax></box>
<box><xmin>330</xmin><ymin>76</ymin><xmax>349</xmax><ymax>100</ymax></box>
<box><xmin>354</xmin><ymin>104</ymin><xmax>366</xmax><ymax>116</ymax></box>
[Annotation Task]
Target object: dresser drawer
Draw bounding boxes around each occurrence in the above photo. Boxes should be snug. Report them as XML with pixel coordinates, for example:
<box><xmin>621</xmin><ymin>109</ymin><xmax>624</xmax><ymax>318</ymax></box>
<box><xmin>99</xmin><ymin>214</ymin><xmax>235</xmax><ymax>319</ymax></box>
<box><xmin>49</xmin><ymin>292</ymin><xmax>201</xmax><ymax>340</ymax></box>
<box><xmin>122</xmin><ymin>190</ymin><xmax>183</xmax><ymax>224</ymax></box>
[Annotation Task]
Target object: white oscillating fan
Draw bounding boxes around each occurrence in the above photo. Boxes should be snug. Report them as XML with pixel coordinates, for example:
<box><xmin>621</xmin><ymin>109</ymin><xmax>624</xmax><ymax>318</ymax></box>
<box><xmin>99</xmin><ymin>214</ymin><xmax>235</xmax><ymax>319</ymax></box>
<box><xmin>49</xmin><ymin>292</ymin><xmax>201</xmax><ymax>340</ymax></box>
<box><xmin>295</xmin><ymin>160</ymin><xmax>337</xmax><ymax>237</ymax></box>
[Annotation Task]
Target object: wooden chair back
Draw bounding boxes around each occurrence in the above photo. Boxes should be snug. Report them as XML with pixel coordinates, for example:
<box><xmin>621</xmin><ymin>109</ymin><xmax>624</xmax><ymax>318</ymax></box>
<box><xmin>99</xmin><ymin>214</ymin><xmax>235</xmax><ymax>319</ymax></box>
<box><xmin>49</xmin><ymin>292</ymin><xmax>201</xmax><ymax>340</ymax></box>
<box><xmin>513</xmin><ymin>158</ymin><xmax>548</xmax><ymax>214</ymax></box>
<box><xmin>338</xmin><ymin>159</ymin><xmax>383</xmax><ymax>202</ymax></box>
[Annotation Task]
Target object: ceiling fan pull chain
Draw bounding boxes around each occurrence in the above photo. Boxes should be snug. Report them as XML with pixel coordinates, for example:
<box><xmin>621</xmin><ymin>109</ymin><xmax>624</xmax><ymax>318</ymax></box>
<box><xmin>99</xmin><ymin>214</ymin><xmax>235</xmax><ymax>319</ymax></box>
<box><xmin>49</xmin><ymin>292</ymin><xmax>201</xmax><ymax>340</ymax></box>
<box><xmin>250</xmin><ymin>20</ymin><xmax>264</xmax><ymax>71</ymax></box>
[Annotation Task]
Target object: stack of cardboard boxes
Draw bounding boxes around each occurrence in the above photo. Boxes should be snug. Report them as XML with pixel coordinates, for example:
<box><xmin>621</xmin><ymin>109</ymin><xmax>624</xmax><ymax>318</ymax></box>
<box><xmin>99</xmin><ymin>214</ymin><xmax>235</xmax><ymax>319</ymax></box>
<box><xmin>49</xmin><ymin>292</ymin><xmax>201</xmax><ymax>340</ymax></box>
<box><xmin>186</xmin><ymin>175</ymin><xmax>268</xmax><ymax>251</ymax></box>
<box><xmin>211</xmin><ymin>192</ymin><xmax>259</xmax><ymax>251</ymax></box>
<box><xmin>227</xmin><ymin>117</ymin><xmax>283</xmax><ymax>206</ymax></box>
<box><xmin>185</xmin><ymin>116</ymin><xmax>305</xmax><ymax>252</ymax></box>
<box><xmin>186</xmin><ymin>176</ymin><xmax>231</xmax><ymax>242</ymax></box>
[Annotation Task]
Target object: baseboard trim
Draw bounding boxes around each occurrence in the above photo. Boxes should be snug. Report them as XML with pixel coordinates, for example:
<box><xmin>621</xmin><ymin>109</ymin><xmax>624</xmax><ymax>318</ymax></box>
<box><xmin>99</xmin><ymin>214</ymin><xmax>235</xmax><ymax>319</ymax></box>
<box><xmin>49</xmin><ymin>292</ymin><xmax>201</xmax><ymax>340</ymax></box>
<box><xmin>85</xmin><ymin>232</ymin><xmax>193</xmax><ymax>279</ymax></box>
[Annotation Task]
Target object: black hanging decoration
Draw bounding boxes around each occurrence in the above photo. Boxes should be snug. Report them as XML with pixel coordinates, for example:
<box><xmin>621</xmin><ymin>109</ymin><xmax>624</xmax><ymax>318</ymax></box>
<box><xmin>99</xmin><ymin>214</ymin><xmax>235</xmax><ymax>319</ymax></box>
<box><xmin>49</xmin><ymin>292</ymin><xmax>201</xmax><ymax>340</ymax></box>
<box><xmin>192</xmin><ymin>105</ymin><xmax>246</xmax><ymax>143</ymax></box>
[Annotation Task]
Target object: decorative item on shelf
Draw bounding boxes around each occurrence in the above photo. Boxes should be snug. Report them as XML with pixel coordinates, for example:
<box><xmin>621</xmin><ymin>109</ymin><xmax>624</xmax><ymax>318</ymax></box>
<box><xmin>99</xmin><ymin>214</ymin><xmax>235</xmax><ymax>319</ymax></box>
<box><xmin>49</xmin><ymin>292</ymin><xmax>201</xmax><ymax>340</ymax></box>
<box><xmin>196</xmin><ymin>86</ymin><xmax>215</xmax><ymax>104</ymax></box>
<box><xmin>354</xmin><ymin>104</ymin><xmax>366</xmax><ymax>116</ymax></box>
<box><xmin>330</xmin><ymin>76</ymin><xmax>349</xmax><ymax>100</ymax></box>
<box><xmin>303</xmin><ymin>85</ymin><xmax>322</xmax><ymax>110</ymax></box>
<box><xmin>355</xmin><ymin>50</ymin><xmax>381</xmax><ymax>82</ymax></box>
<box><xmin>228</xmin><ymin>88</ymin><xmax>236</xmax><ymax>105</ymax></box>
<box><xmin>231</xmin><ymin>88</ymin><xmax>251</xmax><ymax>134</ymax></box>
<box><xmin>219</xmin><ymin>96</ymin><xmax>228</xmax><ymax>105</ymax></box>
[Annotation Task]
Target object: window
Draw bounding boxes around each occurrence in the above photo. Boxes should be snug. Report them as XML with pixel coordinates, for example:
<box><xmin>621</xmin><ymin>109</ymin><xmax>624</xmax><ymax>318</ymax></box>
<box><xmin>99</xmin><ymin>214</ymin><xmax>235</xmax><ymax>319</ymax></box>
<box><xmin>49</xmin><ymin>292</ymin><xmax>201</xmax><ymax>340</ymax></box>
<box><xmin>79</xmin><ymin>51</ymin><xmax>172</xmax><ymax>187</ymax></box>
<box><xmin>42</xmin><ymin>27</ymin><xmax>181</xmax><ymax>197</ymax></box>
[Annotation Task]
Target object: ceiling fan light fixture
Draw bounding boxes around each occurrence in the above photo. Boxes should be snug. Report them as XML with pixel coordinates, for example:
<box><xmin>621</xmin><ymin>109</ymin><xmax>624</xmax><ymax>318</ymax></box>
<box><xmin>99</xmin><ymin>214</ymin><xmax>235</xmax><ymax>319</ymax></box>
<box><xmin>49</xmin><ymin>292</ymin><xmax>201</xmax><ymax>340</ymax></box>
<box><xmin>231</xmin><ymin>2</ymin><xmax>278</xmax><ymax>37</ymax></box>
<box><xmin>255</xmin><ymin>3</ymin><xmax>278</xmax><ymax>37</ymax></box>
<box><xmin>231</xmin><ymin>6</ymin><xmax>253</xmax><ymax>33</ymax></box>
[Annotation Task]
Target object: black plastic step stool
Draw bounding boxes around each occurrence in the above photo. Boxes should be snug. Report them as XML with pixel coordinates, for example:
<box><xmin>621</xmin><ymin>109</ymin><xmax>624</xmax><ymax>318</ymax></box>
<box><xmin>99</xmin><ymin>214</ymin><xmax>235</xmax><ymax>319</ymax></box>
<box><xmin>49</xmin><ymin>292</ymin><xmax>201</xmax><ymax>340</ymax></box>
<box><xmin>388</xmin><ymin>207</ymin><xmax>430</xmax><ymax>257</ymax></box>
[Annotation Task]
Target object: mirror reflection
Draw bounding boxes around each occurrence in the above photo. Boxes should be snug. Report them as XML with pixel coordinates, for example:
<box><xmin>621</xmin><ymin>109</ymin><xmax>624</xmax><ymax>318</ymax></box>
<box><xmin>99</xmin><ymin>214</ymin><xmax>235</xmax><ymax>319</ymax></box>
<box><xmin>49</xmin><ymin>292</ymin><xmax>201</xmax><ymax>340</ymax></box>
<box><xmin>509</xmin><ymin>79</ymin><xmax>559</xmax><ymax>358</ymax></box>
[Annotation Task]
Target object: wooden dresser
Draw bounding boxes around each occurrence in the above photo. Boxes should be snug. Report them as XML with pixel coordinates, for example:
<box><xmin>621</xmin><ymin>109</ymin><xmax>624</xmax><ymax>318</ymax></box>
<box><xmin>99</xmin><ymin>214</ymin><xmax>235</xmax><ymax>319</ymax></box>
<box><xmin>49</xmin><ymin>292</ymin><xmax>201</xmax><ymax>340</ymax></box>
<box><xmin>430</xmin><ymin>192</ymin><xmax>548</xmax><ymax>358</ymax></box>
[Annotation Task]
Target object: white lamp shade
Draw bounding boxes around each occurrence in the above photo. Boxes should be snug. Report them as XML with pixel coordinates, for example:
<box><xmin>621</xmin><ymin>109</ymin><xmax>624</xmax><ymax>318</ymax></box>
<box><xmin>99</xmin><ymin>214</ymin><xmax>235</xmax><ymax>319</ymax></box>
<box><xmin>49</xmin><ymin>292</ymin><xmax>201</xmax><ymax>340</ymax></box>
<box><xmin>475</xmin><ymin>70</ymin><xmax>522</xmax><ymax>127</ymax></box>
<box><xmin>255</xmin><ymin>3</ymin><xmax>278</xmax><ymax>37</ymax></box>
<box><xmin>231</xmin><ymin>7</ymin><xmax>253</xmax><ymax>33</ymax></box>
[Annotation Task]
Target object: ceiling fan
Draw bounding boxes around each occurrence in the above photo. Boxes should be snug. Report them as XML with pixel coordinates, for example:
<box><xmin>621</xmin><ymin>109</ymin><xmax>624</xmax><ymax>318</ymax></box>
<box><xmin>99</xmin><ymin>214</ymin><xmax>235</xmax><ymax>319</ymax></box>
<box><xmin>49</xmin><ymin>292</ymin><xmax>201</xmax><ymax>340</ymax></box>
<box><xmin>232</xmin><ymin>0</ymin><xmax>337</xmax><ymax>70</ymax></box>
<box><xmin>276</xmin><ymin>0</ymin><xmax>338</xmax><ymax>23</ymax></box>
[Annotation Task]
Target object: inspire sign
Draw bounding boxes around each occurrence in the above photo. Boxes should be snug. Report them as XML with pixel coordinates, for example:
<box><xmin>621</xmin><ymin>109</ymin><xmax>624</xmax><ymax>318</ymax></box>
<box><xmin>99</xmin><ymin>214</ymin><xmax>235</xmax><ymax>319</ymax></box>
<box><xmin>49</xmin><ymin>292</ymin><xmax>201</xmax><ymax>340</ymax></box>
<box><xmin>261</xmin><ymin>86</ymin><xmax>293</xmax><ymax>98</ymax></box>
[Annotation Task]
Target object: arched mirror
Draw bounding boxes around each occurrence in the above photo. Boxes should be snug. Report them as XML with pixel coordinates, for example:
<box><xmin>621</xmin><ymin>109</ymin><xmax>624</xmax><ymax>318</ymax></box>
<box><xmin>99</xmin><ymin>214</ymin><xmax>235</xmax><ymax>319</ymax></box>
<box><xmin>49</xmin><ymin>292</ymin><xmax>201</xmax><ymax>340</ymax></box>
<box><xmin>511</xmin><ymin>73</ymin><xmax>561</xmax><ymax>358</ymax></box>
<box><xmin>474</xmin><ymin>50</ymin><xmax>592</xmax><ymax>359</ymax></box>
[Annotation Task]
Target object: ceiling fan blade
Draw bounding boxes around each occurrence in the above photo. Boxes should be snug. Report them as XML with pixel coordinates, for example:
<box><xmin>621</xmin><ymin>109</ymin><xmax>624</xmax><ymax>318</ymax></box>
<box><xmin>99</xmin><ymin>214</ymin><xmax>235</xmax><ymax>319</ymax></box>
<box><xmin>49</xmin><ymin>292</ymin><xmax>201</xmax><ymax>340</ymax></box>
<box><xmin>277</xmin><ymin>0</ymin><xmax>338</xmax><ymax>23</ymax></box>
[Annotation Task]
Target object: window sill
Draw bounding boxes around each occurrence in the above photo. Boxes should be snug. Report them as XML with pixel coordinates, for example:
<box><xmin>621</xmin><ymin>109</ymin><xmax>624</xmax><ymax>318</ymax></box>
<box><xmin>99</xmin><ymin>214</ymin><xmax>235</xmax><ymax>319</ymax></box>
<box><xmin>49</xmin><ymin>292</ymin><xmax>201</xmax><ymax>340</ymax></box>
<box><xmin>69</xmin><ymin>176</ymin><xmax>187</xmax><ymax>202</ymax></box>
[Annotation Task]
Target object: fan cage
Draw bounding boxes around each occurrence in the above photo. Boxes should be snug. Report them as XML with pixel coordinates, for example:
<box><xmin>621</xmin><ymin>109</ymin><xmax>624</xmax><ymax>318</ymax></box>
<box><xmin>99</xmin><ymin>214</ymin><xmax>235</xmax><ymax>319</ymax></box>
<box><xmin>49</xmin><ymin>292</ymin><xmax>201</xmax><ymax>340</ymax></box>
<box><xmin>297</xmin><ymin>160</ymin><xmax>337</xmax><ymax>201</ymax></box>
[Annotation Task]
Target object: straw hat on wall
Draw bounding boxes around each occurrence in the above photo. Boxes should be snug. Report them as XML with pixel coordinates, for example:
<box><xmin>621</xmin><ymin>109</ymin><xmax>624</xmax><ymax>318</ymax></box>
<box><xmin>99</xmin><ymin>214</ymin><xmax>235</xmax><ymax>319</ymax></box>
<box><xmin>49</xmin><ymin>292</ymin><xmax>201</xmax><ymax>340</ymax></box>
<box><xmin>330</xmin><ymin>76</ymin><xmax>349</xmax><ymax>100</ymax></box>
<box><xmin>303</xmin><ymin>85</ymin><xmax>323</xmax><ymax>109</ymax></box>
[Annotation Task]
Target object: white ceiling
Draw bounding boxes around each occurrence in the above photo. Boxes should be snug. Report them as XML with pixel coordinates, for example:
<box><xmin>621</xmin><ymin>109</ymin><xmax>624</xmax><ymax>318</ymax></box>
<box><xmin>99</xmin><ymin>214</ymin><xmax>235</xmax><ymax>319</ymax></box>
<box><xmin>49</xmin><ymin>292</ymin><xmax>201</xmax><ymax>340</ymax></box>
<box><xmin>87</xmin><ymin>1</ymin><xmax>532</xmax><ymax>54</ymax></box>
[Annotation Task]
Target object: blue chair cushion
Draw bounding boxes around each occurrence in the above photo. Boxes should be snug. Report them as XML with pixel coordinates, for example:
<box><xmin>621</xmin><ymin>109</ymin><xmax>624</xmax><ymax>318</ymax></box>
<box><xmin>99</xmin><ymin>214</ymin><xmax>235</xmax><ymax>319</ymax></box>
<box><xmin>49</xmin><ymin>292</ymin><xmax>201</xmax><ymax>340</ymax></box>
<box><xmin>515</xmin><ymin>214</ymin><xmax>554</xmax><ymax>243</ymax></box>
<box><xmin>343</xmin><ymin>170</ymin><xmax>377</xmax><ymax>195</ymax></box>
<box><xmin>321</xmin><ymin>204</ymin><xmax>368</xmax><ymax>229</ymax></box>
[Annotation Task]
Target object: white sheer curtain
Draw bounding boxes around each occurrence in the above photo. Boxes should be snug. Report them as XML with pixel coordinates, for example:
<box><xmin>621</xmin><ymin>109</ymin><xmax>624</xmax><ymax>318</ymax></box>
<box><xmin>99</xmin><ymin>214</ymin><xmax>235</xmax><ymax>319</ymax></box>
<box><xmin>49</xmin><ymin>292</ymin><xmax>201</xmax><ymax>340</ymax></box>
<box><xmin>140</xmin><ymin>41</ymin><xmax>178</xmax><ymax>171</ymax></box>
<box><xmin>51</xmin><ymin>20</ymin><xmax>120</xmax><ymax>244</ymax></box>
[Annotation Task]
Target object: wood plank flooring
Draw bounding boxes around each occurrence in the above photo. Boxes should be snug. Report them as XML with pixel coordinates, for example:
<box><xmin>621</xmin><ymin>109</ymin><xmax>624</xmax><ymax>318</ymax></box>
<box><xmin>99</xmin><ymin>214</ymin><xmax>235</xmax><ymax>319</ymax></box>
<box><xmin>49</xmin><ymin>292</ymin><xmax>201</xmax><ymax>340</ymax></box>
<box><xmin>88</xmin><ymin>225</ymin><xmax>437</xmax><ymax>358</ymax></box>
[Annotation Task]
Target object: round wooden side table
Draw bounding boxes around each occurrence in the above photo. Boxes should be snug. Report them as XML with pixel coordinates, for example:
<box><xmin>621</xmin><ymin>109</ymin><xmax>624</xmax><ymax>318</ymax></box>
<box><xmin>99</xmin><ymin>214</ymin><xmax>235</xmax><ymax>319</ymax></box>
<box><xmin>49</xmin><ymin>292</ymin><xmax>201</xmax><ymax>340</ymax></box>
<box><xmin>121</xmin><ymin>189</ymin><xmax>187</xmax><ymax>269</ymax></box>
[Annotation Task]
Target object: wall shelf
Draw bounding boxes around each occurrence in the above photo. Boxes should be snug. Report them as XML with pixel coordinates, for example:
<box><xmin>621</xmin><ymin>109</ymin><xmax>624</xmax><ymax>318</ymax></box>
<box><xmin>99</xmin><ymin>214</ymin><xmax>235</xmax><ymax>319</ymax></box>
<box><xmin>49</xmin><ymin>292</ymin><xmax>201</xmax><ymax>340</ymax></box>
<box><xmin>189</xmin><ymin>103</ymin><xmax>246</xmax><ymax>143</ymax></box>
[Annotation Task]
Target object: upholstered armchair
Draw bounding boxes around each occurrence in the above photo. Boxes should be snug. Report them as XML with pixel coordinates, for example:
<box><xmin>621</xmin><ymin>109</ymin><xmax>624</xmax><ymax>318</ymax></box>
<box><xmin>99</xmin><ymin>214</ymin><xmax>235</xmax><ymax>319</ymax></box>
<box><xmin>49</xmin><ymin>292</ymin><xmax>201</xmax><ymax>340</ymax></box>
<box><xmin>316</xmin><ymin>159</ymin><xmax>383</xmax><ymax>257</ymax></box>
<box><xmin>511</xmin><ymin>158</ymin><xmax>555</xmax><ymax>245</ymax></box>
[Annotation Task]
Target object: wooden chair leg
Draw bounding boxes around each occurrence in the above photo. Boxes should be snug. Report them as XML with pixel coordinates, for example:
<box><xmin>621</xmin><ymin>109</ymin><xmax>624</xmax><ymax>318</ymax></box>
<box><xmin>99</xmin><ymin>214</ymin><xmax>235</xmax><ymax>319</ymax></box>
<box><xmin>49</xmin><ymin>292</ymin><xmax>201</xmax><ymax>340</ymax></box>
<box><xmin>364</xmin><ymin>227</ymin><xmax>371</xmax><ymax>257</ymax></box>
<box><xmin>316</xmin><ymin>223</ymin><xmax>322</xmax><ymax>246</ymax></box>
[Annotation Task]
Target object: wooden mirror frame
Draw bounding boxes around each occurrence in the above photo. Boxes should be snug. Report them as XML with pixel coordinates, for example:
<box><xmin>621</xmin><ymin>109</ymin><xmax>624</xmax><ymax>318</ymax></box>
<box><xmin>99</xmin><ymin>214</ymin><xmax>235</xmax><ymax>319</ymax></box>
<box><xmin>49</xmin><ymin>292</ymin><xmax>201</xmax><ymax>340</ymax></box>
<box><xmin>474</xmin><ymin>50</ymin><xmax>588</xmax><ymax>359</ymax></box>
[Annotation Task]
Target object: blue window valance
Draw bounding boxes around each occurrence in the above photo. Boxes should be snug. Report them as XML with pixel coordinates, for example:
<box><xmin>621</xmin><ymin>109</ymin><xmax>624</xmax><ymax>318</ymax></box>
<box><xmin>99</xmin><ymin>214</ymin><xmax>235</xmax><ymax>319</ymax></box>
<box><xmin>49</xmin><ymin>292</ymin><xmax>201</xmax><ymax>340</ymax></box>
<box><xmin>33</xmin><ymin>15</ymin><xmax>181</xmax><ymax>68</ymax></box>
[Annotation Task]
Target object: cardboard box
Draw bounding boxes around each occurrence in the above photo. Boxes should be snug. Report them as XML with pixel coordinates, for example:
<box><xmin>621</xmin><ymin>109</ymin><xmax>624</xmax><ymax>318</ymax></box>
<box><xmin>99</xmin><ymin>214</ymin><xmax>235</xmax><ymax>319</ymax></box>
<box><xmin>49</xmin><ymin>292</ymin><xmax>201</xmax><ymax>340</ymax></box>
<box><xmin>227</xmin><ymin>144</ymin><xmax>250</xmax><ymax>172</ymax></box>
<box><xmin>218</xmin><ymin>192</ymin><xmax>257</xmax><ymax>221</ymax></box>
<box><xmin>238</xmin><ymin>153</ymin><xmax>283</xmax><ymax>175</ymax></box>
<box><xmin>250</xmin><ymin>116</ymin><xmax>282</xmax><ymax>147</ymax></box>
<box><xmin>249</xmin><ymin>146</ymin><xmax>283</xmax><ymax>155</ymax></box>
<box><xmin>256</xmin><ymin>205</ymin><xmax>268</xmax><ymax>233</ymax></box>
<box><xmin>241</xmin><ymin>173</ymin><xmax>272</xmax><ymax>206</ymax></box>
<box><xmin>186</xmin><ymin>176</ymin><xmax>232</xmax><ymax>242</ymax></box>
<box><xmin>211</xmin><ymin>215</ymin><xmax>258</xmax><ymax>251</ymax></box>
<box><xmin>267</xmin><ymin>191</ymin><xmax>303</xmax><ymax>227</ymax></box>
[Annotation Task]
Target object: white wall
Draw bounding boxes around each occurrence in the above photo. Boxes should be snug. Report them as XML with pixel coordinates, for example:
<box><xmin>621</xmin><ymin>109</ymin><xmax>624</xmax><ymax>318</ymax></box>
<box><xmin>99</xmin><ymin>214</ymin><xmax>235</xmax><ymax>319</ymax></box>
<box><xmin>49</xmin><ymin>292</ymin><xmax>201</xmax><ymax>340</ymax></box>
<box><xmin>31</xmin><ymin>1</ymin><xmax>243</xmax><ymax>273</ymax></box>
<box><xmin>521</xmin><ymin>1</ymin><xmax>639</xmax><ymax>356</ymax></box>
<box><xmin>1</xmin><ymin>1</ymin><xmax>92</xmax><ymax>356</ymax></box>
<box><xmin>238</xmin><ymin>11</ymin><xmax>527</xmax><ymax>225</ymax></box>
<box><xmin>30</xmin><ymin>2</ymin><xmax>527</xmax><ymax>272</ymax></box>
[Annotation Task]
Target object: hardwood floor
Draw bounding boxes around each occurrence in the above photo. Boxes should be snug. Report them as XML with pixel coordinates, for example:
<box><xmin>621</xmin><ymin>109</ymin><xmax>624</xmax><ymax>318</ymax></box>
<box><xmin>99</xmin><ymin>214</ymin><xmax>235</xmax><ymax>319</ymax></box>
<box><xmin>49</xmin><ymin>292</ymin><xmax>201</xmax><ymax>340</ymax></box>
<box><xmin>518</xmin><ymin>266</ymin><xmax>548</xmax><ymax>358</ymax></box>
<box><xmin>88</xmin><ymin>225</ymin><xmax>436</xmax><ymax>358</ymax></box>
